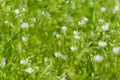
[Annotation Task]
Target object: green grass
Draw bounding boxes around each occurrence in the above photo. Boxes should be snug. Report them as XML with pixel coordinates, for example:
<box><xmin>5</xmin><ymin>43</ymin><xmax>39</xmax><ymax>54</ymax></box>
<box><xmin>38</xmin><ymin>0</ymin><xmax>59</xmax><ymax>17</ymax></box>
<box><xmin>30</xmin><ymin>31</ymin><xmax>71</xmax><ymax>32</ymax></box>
<box><xmin>0</xmin><ymin>0</ymin><xmax>120</xmax><ymax>80</ymax></box>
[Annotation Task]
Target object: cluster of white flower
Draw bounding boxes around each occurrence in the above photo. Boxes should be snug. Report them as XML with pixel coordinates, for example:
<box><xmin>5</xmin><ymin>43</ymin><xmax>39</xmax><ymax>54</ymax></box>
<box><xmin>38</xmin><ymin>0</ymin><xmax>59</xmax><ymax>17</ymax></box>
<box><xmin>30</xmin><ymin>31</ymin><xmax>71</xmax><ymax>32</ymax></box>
<box><xmin>73</xmin><ymin>30</ymin><xmax>80</xmax><ymax>40</ymax></box>
<box><xmin>78</xmin><ymin>17</ymin><xmax>89</xmax><ymax>25</ymax></box>
<box><xmin>98</xmin><ymin>41</ymin><xmax>107</xmax><ymax>47</ymax></box>
<box><xmin>94</xmin><ymin>54</ymin><xmax>103</xmax><ymax>62</ymax></box>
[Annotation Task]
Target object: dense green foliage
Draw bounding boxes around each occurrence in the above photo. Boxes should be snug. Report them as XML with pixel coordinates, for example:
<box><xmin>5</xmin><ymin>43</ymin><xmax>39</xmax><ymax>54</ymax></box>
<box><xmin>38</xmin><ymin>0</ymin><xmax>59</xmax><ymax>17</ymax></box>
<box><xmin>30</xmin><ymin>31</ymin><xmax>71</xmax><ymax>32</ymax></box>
<box><xmin>0</xmin><ymin>0</ymin><xmax>120</xmax><ymax>80</ymax></box>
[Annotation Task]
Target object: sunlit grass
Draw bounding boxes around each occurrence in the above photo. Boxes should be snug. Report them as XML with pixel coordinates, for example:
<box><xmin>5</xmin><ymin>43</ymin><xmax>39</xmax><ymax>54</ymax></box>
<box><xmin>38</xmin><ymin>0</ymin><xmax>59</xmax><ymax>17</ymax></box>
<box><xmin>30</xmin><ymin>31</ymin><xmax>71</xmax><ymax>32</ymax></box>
<box><xmin>0</xmin><ymin>0</ymin><xmax>120</xmax><ymax>80</ymax></box>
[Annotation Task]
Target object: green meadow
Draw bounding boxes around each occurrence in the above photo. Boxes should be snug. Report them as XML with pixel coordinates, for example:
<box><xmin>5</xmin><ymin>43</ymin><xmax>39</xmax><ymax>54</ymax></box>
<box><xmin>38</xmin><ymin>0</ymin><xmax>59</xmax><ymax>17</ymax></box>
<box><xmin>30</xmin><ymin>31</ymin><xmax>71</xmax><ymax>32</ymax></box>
<box><xmin>0</xmin><ymin>0</ymin><xmax>120</xmax><ymax>80</ymax></box>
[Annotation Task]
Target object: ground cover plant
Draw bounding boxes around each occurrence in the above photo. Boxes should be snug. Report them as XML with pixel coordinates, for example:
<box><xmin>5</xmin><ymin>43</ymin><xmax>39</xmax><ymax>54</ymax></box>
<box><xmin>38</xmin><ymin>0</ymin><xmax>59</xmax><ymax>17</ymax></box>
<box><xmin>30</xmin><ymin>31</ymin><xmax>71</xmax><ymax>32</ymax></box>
<box><xmin>0</xmin><ymin>0</ymin><xmax>120</xmax><ymax>80</ymax></box>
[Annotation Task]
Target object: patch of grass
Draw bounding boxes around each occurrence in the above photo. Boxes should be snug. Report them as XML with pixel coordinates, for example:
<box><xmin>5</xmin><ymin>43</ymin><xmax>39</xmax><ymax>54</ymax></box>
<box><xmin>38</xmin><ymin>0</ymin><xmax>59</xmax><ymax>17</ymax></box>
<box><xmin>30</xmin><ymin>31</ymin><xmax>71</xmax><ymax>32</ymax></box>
<box><xmin>0</xmin><ymin>0</ymin><xmax>120</xmax><ymax>80</ymax></box>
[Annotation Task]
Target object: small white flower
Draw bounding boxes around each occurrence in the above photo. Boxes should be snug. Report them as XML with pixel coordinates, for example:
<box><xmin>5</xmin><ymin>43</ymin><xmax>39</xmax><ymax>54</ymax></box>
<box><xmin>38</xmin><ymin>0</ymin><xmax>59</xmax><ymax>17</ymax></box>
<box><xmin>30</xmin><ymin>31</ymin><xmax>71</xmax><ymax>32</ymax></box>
<box><xmin>113</xmin><ymin>4</ymin><xmax>120</xmax><ymax>13</ymax></box>
<box><xmin>112</xmin><ymin>47</ymin><xmax>120</xmax><ymax>54</ymax></box>
<box><xmin>90</xmin><ymin>32</ymin><xmax>95</xmax><ymax>36</ymax></box>
<box><xmin>21</xmin><ymin>22</ymin><xmax>29</xmax><ymax>28</ymax></box>
<box><xmin>70</xmin><ymin>46</ymin><xmax>78</xmax><ymax>51</ymax></box>
<box><xmin>89</xmin><ymin>1</ymin><xmax>94</xmax><ymax>6</ymax></box>
<box><xmin>101</xmin><ymin>23</ymin><xmax>110</xmax><ymax>31</ymax></box>
<box><xmin>55</xmin><ymin>34</ymin><xmax>61</xmax><ymax>39</ymax></box>
<box><xmin>55</xmin><ymin>52</ymin><xmax>62</xmax><ymax>57</ymax></box>
<box><xmin>14</xmin><ymin>9</ymin><xmax>20</xmax><ymax>14</ymax></box>
<box><xmin>74</xmin><ymin>35</ymin><xmax>80</xmax><ymax>40</ymax></box>
<box><xmin>78</xmin><ymin>20</ymin><xmax>86</xmax><ymax>25</ymax></box>
<box><xmin>78</xmin><ymin>17</ymin><xmax>88</xmax><ymax>25</ymax></box>
<box><xmin>73</xmin><ymin>30</ymin><xmax>79</xmax><ymax>35</ymax></box>
<box><xmin>83</xmin><ymin>17</ymin><xmax>89</xmax><ymax>22</ymax></box>
<box><xmin>0</xmin><ymin>57</ymin><xmax>6</xmax><ymax>66</ymax></box>
<box><xmin>98</xmin><ymin>41</ymin><xmax>107</xmax><ymax>47</ymax></box>
<box><xmin>20</xmin><ymin>59</ymin><xmax>28</xmax><ymax>65</ymax></box>
<box><xmin>60</xmin><ymin>76</ymin><xmax>67</xmax><ymax>80</ymax></box>
<box><xmin>81</xmin><ymin>0</ymin><xmax>86</xmax><ymax>3</ymax></box>
<box><xmin>66</xmin><ymin>0</ymin><xmax>69</xmax><ymax>4</ymax></box>
<box><xmin>100</xmin><ymin>7</ymin><xmax>106</xmax><ymax>12</ymax></box>
<box><xmin>25</xmin><ymin>67</ymin><xmax>34</xmax><ymax>73</ymax></box>
<box><xmin>22</xmin><ymin>36</ymin><xmax>28</xmax><ymax>41</ymax></box>
<box><xmin>94</xmin><ymin>54</ymin><xmax>103</xmax><ymax>62</ymax></box>
<box><xmin>98</xmin><ymin>19</ymin><xmax>104</xmax><ymax>23</ymax></box>
<box><xmin>61</xmin><ymin>26</ymin><xmax>67</xmax><ymax>31</ymax></box>
<box><xmin>22</xmin><ymin>8</ymin><xmax>26</xmax><ymax>12</ymax></box>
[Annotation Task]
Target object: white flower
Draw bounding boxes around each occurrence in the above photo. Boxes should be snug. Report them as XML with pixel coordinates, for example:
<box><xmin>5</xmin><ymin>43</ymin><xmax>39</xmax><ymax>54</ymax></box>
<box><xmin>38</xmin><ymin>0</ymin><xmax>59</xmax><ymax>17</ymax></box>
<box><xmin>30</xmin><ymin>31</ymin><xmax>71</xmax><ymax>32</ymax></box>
<box><xmin>21</xmin><ymin>22</ymin><xmax>29</xmax><ymax>28</ymax></box>
<box><xmin>73</xmin><ymin>30</ymin><xmax>80</xmax><ymax>40</ymax></box>
<box><xmin>55</xmin><ymin>52</ymin><xmax>62</xmax><ymax>57</ymax></box>
<box><xmin>22</xmin><ymin>36</ymin><xmax>28</xmax><ymax>41</ymax></box>
<box><xmin>100</xmin><ymin>7</ymin><xmax>106</xmax><ymax>12</ymax></box>
<box><xmin>81</xmin><ymin>0</ymin><xmax>86</xmax><ymax>3</ymax></box>
<box><xmin>74</xmin><ymin>35</ymin><xmax>80</xmax><ymax>40</ymax></box>
<box><xmin>101</xmin><ymin>23</ymin><xmax>110</xmax><ymax>31</ymax></box>
<box><xmin>94</xmin><ymin>54</ymin><xmax>103</xmax><ymax>62</ymax></box>
<box><xmin>98</xmin><ymin>19</ymin><xmax>104</xmax><ymax>23</ymax></box>
<box><xmin>66</xmin><ymin>0</ymin><xmax>69</xmax><ymax>4</ymax></box>
<box><xmin>98</xmin><ymin>41</ymin><xmax>107</xmax><ymax>47</ymax></box>
<box><xmin>83</xmin><ymin>17</ymin><xmax>89</xmax><ymax>22</ymax></box>
<box><xmin>89</xmin><ymin>1</ymin><xmax>94</xmax><ymax>6</ymax></box>
<box><xmin>25</xmin><ymin>67</ymin><xmax>34</xmax><ymax>73</ymax></box>
<box><xmin>60</xmin><ymin>76</ymin><xmax>67</xmax><ymax>80</ymax></box>
<box><xmin>70</xmin><ymin>46</ymin><xmax>78</xmax><ymax>51</ymax></box>
<box><xmin>14</xmin><ymin>9</ymin><xmax>20</xmax><ymax>14</ymax></box>
<box><xmin>73</xmin><ymin>30</ymin><xmax>79</xmax><ymax>35</ymax></box>
<box><xmin>0</xmin><ymin>57</ymin><xmax>6</xmax><ymax>66</ymax></box>
<box><xmin>112</xmin><ymin>47</ymin><xmax>120</xmax><ymax>54</ymax></box>
<box><xmin>78</xmin><ymin>17</ymin><xmax>88</xmax><ymax>25</ymax></box>
<box><xmin>20</xmin><ymin>59</ymin><xmax>28</xmax><ymax>65</ymax></box>
<box><xmin>56</xmin><ymin>34</ymin><xmax>61</xmax><ymax>38</ymax></box>
<box><xmin>78</xmin><ymin>20</ymin><xmax>86</xmax><ymax>25</ymax></box>
<box><xmin>113</xmin><ymin>4</ymin><xmax>120</xmax><ymax>13</ymax></box>
<box><xmin>22</xmin><ymin>8</ymin><xmax>26</xmax><ymax>12</ymax></box>
<box><xmin>61</xmin><ymin>26</ymin><xmax>67</xmax><ymax>31</ymax></box>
